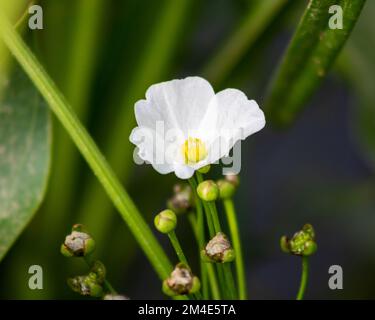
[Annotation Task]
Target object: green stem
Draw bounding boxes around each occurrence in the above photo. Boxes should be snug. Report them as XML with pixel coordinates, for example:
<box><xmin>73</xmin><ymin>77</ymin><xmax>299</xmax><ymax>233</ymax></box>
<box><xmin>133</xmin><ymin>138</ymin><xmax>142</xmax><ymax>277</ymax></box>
<box><xmin>296</xmin><ymin>256</ymin><xmax>309</xmax><ymax>300</ymax></box>
<box><xmin>187</xmin><ymin>211</ymin><xmax>220</xmax><ymax>300</ymax></box>
<box><xmin>0</xmin><ymin>10</ymin><xmax>173</xmax><ymax>281</ymax></box>
<box><xmin>168</xmin><ymin>231</ymin><xmax>188</xmax><ymax>266</ymax></box>
<box><xmin>194</xmin><ymin>173</ymin><xmax>215</xmax><ymax>237</ymax></box>
<box><xmin>223</xmin><ymin>199</ymin><xmax>247</xmax><ymax>299</ymax></box>
<box><xmin>196</xmin><ymin>180</ymin><xmax>236</xmax><ymax>299</ymax></box>
<box><xmin>207</xmin><ymin>202</ymin><xmax>221</xmax><ymax>234</ymax></box>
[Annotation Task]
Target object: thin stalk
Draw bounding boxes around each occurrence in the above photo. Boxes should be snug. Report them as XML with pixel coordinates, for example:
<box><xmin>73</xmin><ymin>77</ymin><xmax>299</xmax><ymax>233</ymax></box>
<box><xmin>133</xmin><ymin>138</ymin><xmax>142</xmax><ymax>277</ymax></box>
<box><xmin>207</xmin><ymin>199</ymin><xmax>237</xmax><ymax>299</ymax></box>
<box><xmin>195</xmin><ymin>172</ymin><xmax>215</xmax><ymax>237</ymax></box>
<box><xmin>168</xmin><ymin>231</ymin><xmax>188</xmax><ymax>266</ymax></box>
<box><xmin>207</xmin><ymin>202</ymin><xmax>221</xmax><ymax>233</ymax></box>
<box><xmin>195</xmin><ymin>171</ymin><xmax>236</xmax><ymax>299</ymax></box>
<box><xmin>188</xmin><ymin>177</ymin><xmax>221</xmax><ymax>300</ymax></box>
<box><xmin>0</xmin><ymin>11</ymin><xmax>173</xmax><ymax>281</ymax></box>
<box><xmin>223</xmin><ymin>199</ymin><xmax>247</xmax><ymax>299</ymax></box>
<box><xmin>296</xmin><ymin>256</ymin><xmax>309</xmax><ymax>300</ymax></box>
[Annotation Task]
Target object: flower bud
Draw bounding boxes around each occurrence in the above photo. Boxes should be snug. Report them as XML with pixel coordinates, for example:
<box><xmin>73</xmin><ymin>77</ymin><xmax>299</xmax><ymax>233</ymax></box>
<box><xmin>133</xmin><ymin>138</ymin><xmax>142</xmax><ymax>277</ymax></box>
<box><xmin>280</xmin><ymin>224</ymin><xmax>317</xmax><ymax>257</ymax></box>
<box><xmin>202</xmin><ymin>232</ymin><xmax>235</xmax><ymax>263</ymax></box>
<box><xmin>198</xmin><ymin>165</ymin><xmax>211</xmax><ymax>174</ymax></box>
<box><xmin>91</xmin><ymin>260</ymin><xmax>106</xmax><ymax>283</ymax></box>
<box><xmin>225</xmin><ymin>173</ymin><xmax>240</xmax><ymax>187</ymax></box>
<box><xmin>154</xmin><ymin>209</ymin><xmax>177</xmax><ymax>234</ymax></box>
<box><xmin>217</xmin><ymin>179</ymin><xmax>236</xmax><ymax>199</ymax></box>
<box><xmin>68</xmin><ymin>273</ymin><xmax>103</xmax><ymax>298</ymax></box>
<box><xmin>167</xmin><ymin>183</ymin><xmax>194</xmax><ymax>214</ymax></box>
<box><xmin>103</xmin><ymin>294</ymin><xmax>130</xmax><ymax>300</ymax></box>
<box><xmin>162</xmin><ymin>263</ymin><xmax>201</xmax><ymax>296</ymax></box>
<box><xmin>197</xmin><ymin>180</ymin><xmax>219</xmax><ymax>202</ymax></box>
<box><xmin>61</xmin><ymin>229</ymin><xmax>96</xmax><ymax>257</ymax></box>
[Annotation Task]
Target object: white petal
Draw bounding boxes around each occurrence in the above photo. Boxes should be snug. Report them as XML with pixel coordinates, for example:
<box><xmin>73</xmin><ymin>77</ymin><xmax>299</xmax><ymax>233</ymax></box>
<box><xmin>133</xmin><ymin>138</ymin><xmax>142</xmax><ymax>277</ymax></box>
<box><xmin>174</xmin><ymin>164</ymin><xmax>195</xmax><ymax>179</ymax></box>
<box><xmin>144</xmin><ymin>76</ymin><xmax>215</xmax><ymax>135</ymax></box>
<box><xmin>129</xmin><ymin>127</ymin><xmax>174</xmax><ymax>175</ymax></box>
<box><xmin>215</xmin><ymin>88</ymin><xmax>265</xmax><ymax>135</ymax></box>
<box><xmin>207</xmin><ymin>88</ymin><xmax>265</xmax><ymax>162</ymax></box>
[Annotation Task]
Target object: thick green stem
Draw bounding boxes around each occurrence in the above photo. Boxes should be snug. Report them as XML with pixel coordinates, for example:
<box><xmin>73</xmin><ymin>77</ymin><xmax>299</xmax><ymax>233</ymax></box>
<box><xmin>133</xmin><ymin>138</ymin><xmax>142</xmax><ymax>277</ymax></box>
<box><xmin>223</xmin><ymin>199</ymin><xmax>247</xmax><ymax>299</ymax></box>
<box><xmin>296</xmin><ymin>256</ymin><xmax>309</xmax><ymax>300</ymax></box>
<box><xmin>0</xmin><ymin>10</ymin><xmax>173</xmax><ymax>281</ymax></box>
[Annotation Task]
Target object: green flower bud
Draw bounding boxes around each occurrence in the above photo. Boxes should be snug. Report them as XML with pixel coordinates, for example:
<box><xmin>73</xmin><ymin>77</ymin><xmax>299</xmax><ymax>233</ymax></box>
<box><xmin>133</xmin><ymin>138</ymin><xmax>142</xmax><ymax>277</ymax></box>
<box><xmin>162</xmin><ymin>263</ymin><xmax>200</xmax><ymax>296</ymax></box>
<box><xmin>225</xmin><ymin>173</ymin><xmax>240</xmax><ymax>187</ymax></box>
<box><xmin>217</xmin><ymin>179</ymin><xmax>236</xmax><ymax>199</ymax></box>
<box><xmin>103</xmin><ymin>294</ymin><xmax>130</xmax><ymax>300</ymax></box>
<box><xmin>197</xmin><ymin>180</ymin><xmax>219</xmax><ymax>202</ymax></box>
<box><xmin>90</xmin><ymin>260</ymin><xmax>106</xmax><ymax>283</ymax></box>
<box><xmin>280</xmin><ymin>236</ymin><xmax>290</xmax><ymax>254</ymax></box>
<box><xmin>68</xmin><ymin>273</ymin><xmax>103</xmax><ymax>298</ymax></box>
<box><xmin>167</xmin><ymin>183</ymin><xmax>194</xmax><ymax>214</ymax></box>
<box><xmin>202</xmin><ymin>232</ymin><xmax>235</xmax><ymax>263</ymax></box>
<box><xmin>61</xmin><ymin>230</ymin><xmax>96</xmax><ymax>257</ymax></box>
<box><xmin>198</xmin><ymin>165</ymin><xmax>211</xmax><ymax>174</ymax></box>
<box><xmin>154</xmin><ymin>209</ymin><xmax>177</xmax><ymax>234</ymax></box>
<box><xmin>302</xmin><ymin>240</ymin><xmax>317</xmax><ymax>256</ymax></box>
<box><xmin>190</xmin><ymin>276</ymin><xmax>201</xmax><ymax>294</ymax></box>
<box><xmin>280</xmin><ymin>224</ymin><xmax>317</xmax><ymax>257</ymax></box>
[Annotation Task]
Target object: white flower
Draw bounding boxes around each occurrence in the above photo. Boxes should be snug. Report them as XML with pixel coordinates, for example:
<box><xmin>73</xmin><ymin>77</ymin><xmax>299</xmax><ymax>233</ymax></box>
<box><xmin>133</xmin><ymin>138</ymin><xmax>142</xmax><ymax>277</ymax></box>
<box><xmin>129</xmin><ymin>76</ymin><xmax>265</xmax><ymax>179</ymax></box>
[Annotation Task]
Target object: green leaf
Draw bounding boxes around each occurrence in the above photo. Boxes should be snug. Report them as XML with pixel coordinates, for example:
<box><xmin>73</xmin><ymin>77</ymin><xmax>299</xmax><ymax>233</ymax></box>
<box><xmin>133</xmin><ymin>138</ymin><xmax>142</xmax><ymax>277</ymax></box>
<box><xmin>0</xmin><ymin>65</ymin><xmax>51</xmax><ymax>261</ymax></box>
<box><xmin>339</xmin><ymin>1</ymin><xmax>375</xmax><ymax>169</ymax></box>
<box><xmin>264</xmin><ymin>0</ymin><xmax>366</xmax><ymax>127</ymax></box>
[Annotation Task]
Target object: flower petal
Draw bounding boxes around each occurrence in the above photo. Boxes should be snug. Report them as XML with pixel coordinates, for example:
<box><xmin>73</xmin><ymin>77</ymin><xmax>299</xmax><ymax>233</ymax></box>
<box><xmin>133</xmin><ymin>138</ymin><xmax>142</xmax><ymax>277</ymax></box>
<box><xmin>207</xmin><ymin>88</ymin><xmax>265</xmax><ymax>162</ymax></box>
<box><xmin>129</xmin><ymin>127</ymin><xmax>174</xmax><ymax>175</ymax></box>
<box><xmin>143</xmin><ymin>76</ymin><xmax>215</xmax><ymax>135</ymax></box>
<box><xmin>174</xmin><ymin>164</ymin><xmax>195</xmax><ymax>179</ymax></box>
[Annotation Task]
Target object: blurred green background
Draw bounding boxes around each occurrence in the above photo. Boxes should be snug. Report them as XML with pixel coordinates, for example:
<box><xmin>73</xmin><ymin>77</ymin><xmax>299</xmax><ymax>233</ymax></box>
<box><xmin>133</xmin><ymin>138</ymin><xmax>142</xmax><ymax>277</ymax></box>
<box><xmin>0</xmin><ymin>0</ymin><xmax>374</xmax><ymax>299</ymax></box>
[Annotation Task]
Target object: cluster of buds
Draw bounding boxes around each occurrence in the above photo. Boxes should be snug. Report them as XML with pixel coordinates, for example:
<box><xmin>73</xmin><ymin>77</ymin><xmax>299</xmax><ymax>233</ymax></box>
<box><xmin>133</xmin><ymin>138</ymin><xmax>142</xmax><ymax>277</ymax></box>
<box><xmin>61</xmin><ymin>224</ymin><xmax>95</xmax><ymax>257</ymax></box>
<box><xmin>61</xmin><ymin>225</ymin><xmax>127</xmax><ymax>299</ymax></box>
<box><xmin>280</xmin><ymin>224</ymin><xmax>317</xmax><ymax>257</ymax></box>
<box><xmin>67</xmin><ymin>261</ymin><xmax>106</xmax><ymax>298</ymax></box>
<box><xmin>167</xmin><ymin>183</ymin><xmax>194</xmax><ymax>215</ymax></box>
<box><xmin>201</xmin><ymin>232</ymin><xmax>235</xmax><ymax>263</ymax></box>
<box><xmin>162</xmin><ymin>263</ymin><xmax>201</xmax><ymax>297</ymax></box>
<box><xmin>196</xmin><ymin>173</ymin><xmax>240</xmax><ymax>202</ymax></box>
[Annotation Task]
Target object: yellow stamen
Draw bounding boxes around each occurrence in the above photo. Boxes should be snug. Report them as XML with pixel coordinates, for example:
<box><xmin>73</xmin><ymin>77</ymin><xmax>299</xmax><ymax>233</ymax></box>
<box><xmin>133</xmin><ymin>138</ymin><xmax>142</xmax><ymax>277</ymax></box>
<box><xmin>182</xmin><ymin>137</ymin><xmax>207</xmax><ymax>164</ymax></box>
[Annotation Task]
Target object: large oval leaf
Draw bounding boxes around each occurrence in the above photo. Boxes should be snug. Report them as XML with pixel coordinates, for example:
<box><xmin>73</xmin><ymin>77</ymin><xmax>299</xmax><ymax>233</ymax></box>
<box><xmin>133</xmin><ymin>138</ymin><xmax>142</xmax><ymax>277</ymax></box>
<box><xmin>0</xmin><ymin>65</ymin><xmax>51</xmax><ymax>261</ymax></box>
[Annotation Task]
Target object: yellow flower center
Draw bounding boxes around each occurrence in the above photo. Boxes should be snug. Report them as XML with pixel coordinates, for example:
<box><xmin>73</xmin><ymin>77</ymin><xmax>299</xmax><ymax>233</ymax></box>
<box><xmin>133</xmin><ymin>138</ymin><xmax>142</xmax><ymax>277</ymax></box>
<box><xmin>182</xmin><ymin>137</ymin><xmax>207</xmax><ymax>164</ymax></box>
